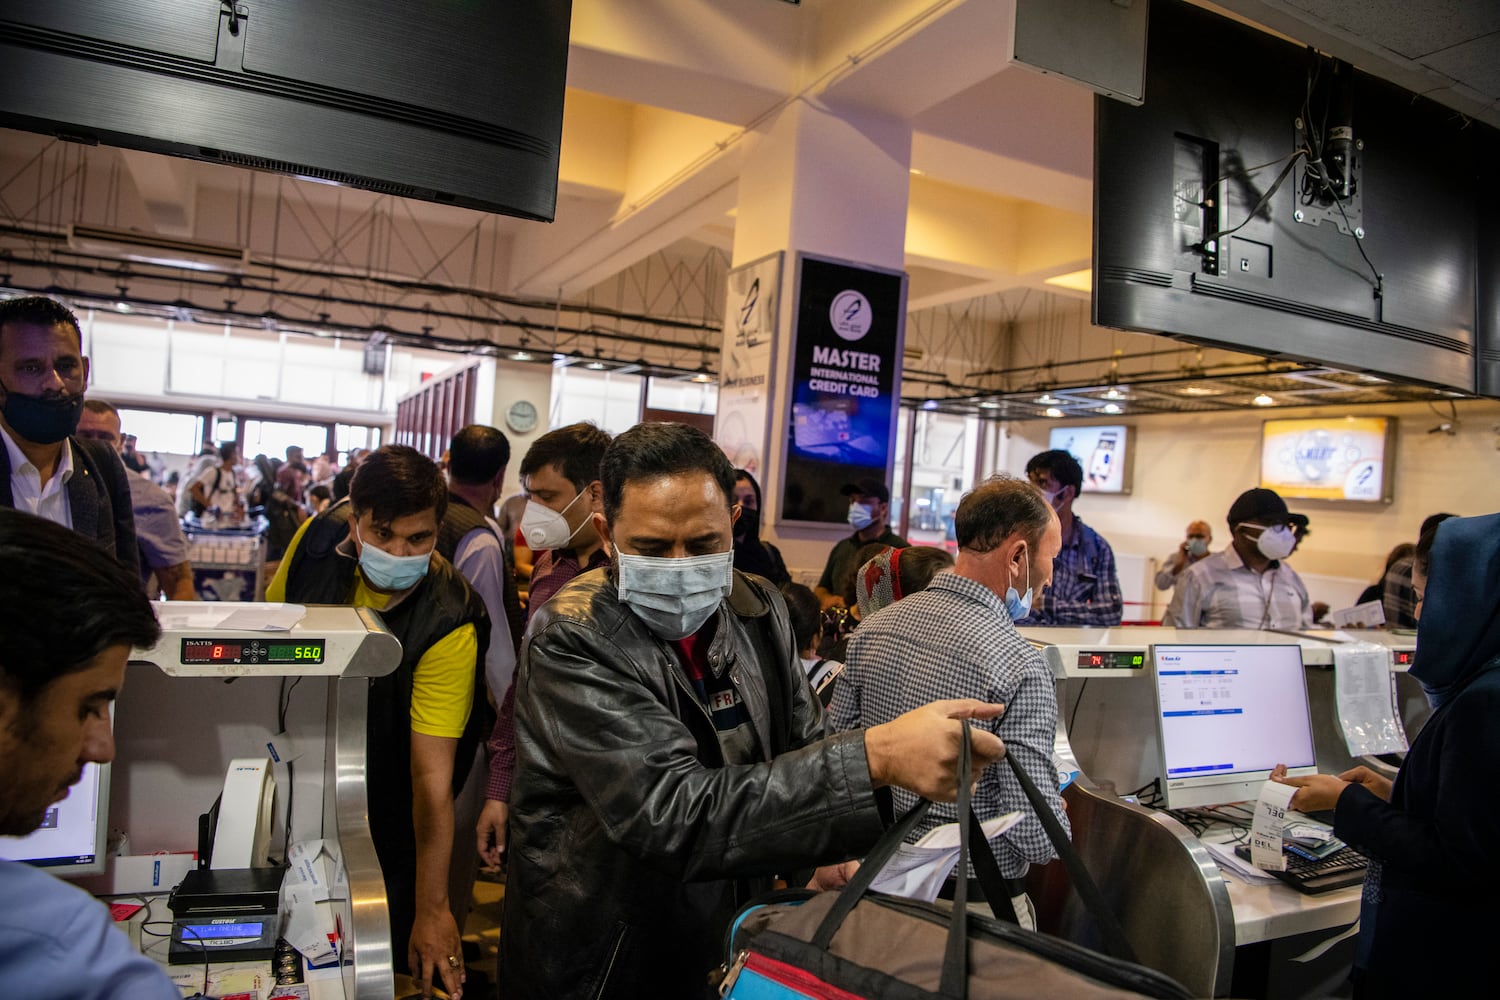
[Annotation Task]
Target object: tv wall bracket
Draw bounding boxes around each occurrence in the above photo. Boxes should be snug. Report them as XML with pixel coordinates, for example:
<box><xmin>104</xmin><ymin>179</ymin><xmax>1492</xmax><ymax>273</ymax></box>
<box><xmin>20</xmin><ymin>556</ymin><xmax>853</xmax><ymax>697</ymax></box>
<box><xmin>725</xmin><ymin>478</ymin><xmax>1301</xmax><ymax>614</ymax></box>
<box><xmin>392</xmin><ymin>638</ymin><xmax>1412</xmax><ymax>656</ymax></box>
<box><xmin>1292</xmin><ymin>117</ymin><xmax>1364</xmax><ymax>238</ymax></box>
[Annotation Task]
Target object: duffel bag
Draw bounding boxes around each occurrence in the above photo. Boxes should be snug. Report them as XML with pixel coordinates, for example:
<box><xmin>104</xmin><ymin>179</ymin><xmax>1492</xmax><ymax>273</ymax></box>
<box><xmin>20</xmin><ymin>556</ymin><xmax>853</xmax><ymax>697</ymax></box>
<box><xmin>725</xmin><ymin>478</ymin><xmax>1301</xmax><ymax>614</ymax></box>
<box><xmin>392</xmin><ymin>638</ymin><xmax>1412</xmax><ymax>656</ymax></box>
<box><xmin>719</xmin><ymin>722</ymin><xmax>1194</xmax><ymax>999</ymax></box>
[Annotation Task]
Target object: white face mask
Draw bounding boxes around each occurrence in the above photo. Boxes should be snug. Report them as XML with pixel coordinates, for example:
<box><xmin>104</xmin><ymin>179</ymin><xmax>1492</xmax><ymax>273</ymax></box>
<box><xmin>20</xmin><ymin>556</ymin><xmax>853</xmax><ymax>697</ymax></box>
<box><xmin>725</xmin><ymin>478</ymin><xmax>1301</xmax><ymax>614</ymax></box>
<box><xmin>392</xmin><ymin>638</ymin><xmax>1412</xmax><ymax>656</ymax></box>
<box><xmin>616</xmin><ymin>550</ymin><xmax>735</xmax><ymax>640</ymax></box>
<box><xmin>520</xmin><ymin>490</ymin><xmax>588</xmax><ymax>550</ymax></box>
<box><xmin>1243</xmin><ymin>523</ymin><xmax>1296</xmax><ymax>561</ymax></box>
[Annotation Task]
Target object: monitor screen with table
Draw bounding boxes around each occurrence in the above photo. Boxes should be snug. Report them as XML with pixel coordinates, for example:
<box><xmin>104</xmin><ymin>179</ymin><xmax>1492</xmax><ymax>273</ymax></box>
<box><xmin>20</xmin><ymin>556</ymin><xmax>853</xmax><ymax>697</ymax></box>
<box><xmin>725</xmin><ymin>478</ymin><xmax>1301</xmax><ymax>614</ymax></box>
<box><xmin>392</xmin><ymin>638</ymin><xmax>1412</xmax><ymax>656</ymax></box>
<box><xmin>1153</xmin><ymin>644</ymin><xmax>1317</xmax><ymax>809</ymax></box>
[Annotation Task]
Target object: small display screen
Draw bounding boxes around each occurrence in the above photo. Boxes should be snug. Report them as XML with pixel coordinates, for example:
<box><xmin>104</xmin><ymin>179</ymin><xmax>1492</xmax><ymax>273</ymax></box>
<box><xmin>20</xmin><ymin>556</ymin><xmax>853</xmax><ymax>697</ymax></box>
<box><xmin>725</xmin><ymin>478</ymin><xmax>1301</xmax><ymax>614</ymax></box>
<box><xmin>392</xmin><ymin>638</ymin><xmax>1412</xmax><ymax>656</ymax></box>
<box><xmin>1077</xmin><ymin>650</ymin><xmax>1146</xmax><ymax>670</ymax></box>
<box><xmin>180</xmin><ymin>639</ymin><xmax>325</xmax><ymax>665</ymax></box>
<box><xmin>1394</xmin><ymin>650</ymin><xmax>1413</xmax><ymax>665</ymax></box>
<box><xmin>182</xmin><ymin>922</ymin><xmax>263</xmax><ymax>940</ymax></box>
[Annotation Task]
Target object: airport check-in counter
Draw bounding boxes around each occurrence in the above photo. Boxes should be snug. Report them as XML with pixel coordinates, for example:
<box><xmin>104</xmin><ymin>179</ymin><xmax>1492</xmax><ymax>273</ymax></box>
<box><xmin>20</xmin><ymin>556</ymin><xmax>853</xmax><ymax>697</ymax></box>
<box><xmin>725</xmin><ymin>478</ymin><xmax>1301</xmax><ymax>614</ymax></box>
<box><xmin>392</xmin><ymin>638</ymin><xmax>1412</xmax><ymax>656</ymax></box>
<box><xmin>113</xmin><ymin>602</ymin><xmax>401</xmax><ymax>999</ymax></box>
<box><xmin>1015</xmin><ymin>626</ymin><xmax>1417</xmax><ymax>998</ymax></box>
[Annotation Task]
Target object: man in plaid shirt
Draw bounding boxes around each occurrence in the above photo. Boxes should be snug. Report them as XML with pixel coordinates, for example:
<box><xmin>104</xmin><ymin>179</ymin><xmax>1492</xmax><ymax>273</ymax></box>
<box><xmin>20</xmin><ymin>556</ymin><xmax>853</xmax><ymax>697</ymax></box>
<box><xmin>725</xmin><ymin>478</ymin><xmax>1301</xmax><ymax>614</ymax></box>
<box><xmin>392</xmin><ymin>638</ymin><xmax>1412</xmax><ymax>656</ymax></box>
<box><xmin>830</xmin><ymin>475</ymin><xmax>1068</xmax><ymax>926</ymax></box>
<box><xmin>1018</xmin><ymin>449</ymin><xmax>1123</xmax><ymax>626</ymax></box>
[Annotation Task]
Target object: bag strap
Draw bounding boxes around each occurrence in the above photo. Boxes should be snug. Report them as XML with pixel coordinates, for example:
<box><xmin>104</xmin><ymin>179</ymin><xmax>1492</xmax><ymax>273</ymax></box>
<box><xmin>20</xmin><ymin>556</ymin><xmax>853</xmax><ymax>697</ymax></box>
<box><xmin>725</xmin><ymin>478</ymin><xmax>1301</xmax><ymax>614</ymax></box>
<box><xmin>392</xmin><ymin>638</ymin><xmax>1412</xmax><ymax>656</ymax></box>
<box><xmin>938</xmin><ymin>723</ymin><xmax>975</xmax><ymax>997</ymax></box>
<box><xmin>1004</xmin><ymin>752</ymin><xmax>1137</xmax><ymax>963</ymax></box>
<box><xmin>810</xmin><ymin>797</ymin><xmax>931</xmax><ymax>949</ymax></box>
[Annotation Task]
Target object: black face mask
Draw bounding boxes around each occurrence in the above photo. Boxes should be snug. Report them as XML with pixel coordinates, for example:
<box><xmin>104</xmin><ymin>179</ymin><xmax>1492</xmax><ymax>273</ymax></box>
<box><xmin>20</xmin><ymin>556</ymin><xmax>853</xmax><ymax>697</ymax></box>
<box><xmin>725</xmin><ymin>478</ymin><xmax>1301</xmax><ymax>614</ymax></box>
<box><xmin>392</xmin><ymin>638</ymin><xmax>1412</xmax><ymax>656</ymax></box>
<box><xmin>0</xmin><ymin>382</ymin><xmax>84</xmax><ymax>445</ymax></box>
<box><xmin>735</xmin><ymin>506</ymin><xmax>760</xmax><ymax>540</ymax></box>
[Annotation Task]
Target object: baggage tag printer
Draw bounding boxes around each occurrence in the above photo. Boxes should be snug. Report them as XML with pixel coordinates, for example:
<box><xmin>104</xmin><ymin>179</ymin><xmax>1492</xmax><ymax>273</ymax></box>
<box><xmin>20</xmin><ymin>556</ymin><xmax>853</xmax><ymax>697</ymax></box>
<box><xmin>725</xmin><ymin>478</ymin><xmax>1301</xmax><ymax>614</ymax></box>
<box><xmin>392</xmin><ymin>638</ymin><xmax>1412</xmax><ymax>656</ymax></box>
<box><xmin>167</xmin><ymin>757</ymin><xmax>283</xmax><ymax>964</ymax></box>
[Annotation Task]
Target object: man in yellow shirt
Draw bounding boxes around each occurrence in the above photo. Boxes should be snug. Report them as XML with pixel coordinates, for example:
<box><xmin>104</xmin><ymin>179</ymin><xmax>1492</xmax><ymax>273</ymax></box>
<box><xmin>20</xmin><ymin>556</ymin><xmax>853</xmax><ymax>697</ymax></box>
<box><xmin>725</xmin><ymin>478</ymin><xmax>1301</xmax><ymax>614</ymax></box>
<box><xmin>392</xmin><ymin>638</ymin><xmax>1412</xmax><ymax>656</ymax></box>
<box><xmin>268</xmin><ymin>445</ymin><xmax>487</xmax><ymax>1000</ymax></box>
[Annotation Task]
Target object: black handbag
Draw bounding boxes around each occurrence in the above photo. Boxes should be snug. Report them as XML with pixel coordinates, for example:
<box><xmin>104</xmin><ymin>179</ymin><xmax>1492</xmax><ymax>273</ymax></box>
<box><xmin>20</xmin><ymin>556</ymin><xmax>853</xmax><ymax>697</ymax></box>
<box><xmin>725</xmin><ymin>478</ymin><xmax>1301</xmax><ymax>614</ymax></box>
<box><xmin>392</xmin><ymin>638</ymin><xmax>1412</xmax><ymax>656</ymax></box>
<box><xmin>719</xmin><ymin>722</ymin><xmax>1194</xmax><ymax>999</ymax></box>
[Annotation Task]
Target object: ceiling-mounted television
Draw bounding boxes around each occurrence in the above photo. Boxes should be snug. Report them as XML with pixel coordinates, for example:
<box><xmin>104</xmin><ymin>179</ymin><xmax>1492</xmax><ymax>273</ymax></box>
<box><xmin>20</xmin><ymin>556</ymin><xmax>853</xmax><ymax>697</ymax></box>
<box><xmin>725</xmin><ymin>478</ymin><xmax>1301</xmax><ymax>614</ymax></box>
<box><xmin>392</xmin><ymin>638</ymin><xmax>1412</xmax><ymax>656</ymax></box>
<box><xmin>0</xmin><ymin>0</ymin><xmax>571</xmax><ymax>221</ymax></box>
<box><xmin>1047</xmin><ymin>423</ymin><xmax>1134</xmax><ymax>495</ymax></box>
<box><xmin>1093</xmin><ymin>0</ymin><xmax>1499</xmax><ymax>397</ymax></box>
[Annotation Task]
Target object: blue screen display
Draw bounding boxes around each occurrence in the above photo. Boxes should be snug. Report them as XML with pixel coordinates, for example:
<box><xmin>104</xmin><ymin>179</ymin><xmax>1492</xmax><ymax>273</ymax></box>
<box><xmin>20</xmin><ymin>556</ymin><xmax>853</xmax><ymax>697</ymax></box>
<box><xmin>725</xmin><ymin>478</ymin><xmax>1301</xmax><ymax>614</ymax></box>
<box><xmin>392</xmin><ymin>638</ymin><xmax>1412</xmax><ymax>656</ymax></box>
<box><xmin>182</xmin><ymin>922</ymin><xmax>262</xmax><ymax>940</ymax></box>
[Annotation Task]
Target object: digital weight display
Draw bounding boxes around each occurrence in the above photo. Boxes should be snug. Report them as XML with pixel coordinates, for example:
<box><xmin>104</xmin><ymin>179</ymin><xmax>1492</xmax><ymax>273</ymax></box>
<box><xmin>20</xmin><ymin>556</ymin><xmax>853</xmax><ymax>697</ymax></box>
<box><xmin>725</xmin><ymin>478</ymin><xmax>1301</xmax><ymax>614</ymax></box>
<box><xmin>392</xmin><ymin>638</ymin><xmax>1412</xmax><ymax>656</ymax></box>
<box><xmin>180</xmin><ymin>638</ymin><xmax>326</xmax><ymax>666</ymax></box>
<box><xmin>1076</xmin><ymin>650</ymin><xmax>1146</xmax><ymax>670</ymax></box>
<box><xmin>1394</xmin><ymin>650</ymin><xmax>1413</xmax><ymax>666</ymax></box>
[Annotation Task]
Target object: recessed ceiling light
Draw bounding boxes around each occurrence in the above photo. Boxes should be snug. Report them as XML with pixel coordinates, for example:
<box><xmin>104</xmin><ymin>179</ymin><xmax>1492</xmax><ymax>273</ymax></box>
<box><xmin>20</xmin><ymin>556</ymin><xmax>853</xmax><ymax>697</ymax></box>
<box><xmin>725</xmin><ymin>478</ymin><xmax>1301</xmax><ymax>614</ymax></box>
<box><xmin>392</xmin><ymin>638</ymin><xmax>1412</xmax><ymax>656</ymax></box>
<box><xmin>979</xmin><ymin>400</ymin><xmax>1001</xmax><ymax>409</ymax></box>
<box><xmin>1101</xmin><ymin>403</ymin><xmax>1122</xmax><ymax>415</ymax></box>
<box><xmin>1252</xmin><ymin>393</ymin><xmax>1275</xmax><ymax>406</ymax></box>
<box><xmin>921</xmin><ymin>399</ymin><xmax>939</xmax><ymax>410</ymax></box>
<box><xmin>1103</xmin><ymin>387</ymin><xmax>1125</xmax><ymax>400</ymax></box>
<box><xmin>691</xmin><ymin>370</ymin><xmax>715</xmax><ymax>383</ymax></box>
<box><xmin>1179</xmin><ymin>385</ymin><xmax>1219</xmax><ymax>397</ymax></box>
<box><xmin>1035</xmin><ymin>393</ymin><xmax>1061</xmax><ymax>405</ymax></box>
<box><xmin>509</xmin><ymin>349</ymin><xmax>534</xmax><ymax>362</ymax></box>
<box><xmin>1044</xmin><ymin>407</ymin><xmax>1064</xmax><ymax>418</ymax></box>
<box><xmin>586</xmin><ymin>360</ymin><xmax>608</xmax><ymax>370</ymax></box>
<box><xmin>114</xmin><ymin>301</ymin><xmax>132</xmax><ymax>313</ymax></box>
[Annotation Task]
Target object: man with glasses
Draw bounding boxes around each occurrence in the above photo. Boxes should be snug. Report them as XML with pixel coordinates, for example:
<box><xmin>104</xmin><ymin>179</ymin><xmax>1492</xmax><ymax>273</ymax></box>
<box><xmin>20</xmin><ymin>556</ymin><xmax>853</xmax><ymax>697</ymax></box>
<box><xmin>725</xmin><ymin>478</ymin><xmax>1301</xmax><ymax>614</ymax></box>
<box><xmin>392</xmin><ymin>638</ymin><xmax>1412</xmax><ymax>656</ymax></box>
<box><xmin>1164</xmin><ymin>487</ymin><xmax>1313</xmax><ymax>629</ymax></box>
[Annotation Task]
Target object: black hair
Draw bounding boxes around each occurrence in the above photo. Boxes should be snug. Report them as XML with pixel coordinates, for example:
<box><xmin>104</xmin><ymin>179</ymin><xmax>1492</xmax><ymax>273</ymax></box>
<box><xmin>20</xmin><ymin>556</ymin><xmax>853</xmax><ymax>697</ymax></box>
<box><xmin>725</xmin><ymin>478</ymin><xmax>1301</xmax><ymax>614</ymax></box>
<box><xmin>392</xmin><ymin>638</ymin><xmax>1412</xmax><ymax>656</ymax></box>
<box><xmin>218</xmin><ymin>441</ymin><xmax>237</xmax><ymax>463</ymax></box>
<box><xmin>735</xmin><ymin>469</ymin><xmax>764</xmax><ymax>509</ymax></box>
<box><xmin>781</xmin><ymin>582</ymin><xmax>823</xmax><ymax>654</ymax></box>
<box><xmin>1415</xmin><ymin>514</ymin><xmax>1459</xmax><ymax>577</ymax></box>
<box><xmin>955</xmin><ymin>475</ymin><xmax>1053</xmax><ymax>554</ymax></box>
<box><xmin>0</xmin><ymin>509</ymin><xmax>161</xmax><ymax>701</ymax></box>
<box><xmin>898</xmin><ymin>545</ymin><xmax>955</xmax><ymax>594</ymax></box>
<box><xmin>308</xmin><ymin>484</ymin><xmax>332</xmax><ymax>503</ymax></box>
<box><xmin>1024</xmin><ymin>449</ymin><xmax>1083</xmax><ymax>494</ymax></box>
<box><xmin>1419</xmin><ymin>512</ymin><xmax>1458</xmax><ymax>541</ymax></box>
<box><xmin>600</xmin><ymin>422</ymin><xmax>736</xmax><ymax>524</ymax></box>
<box><xmin>447</xmin><ymin>424</ymin><xmax>511</xmax><ymax>486</ymax></box>
<box><xmin>349</xmin><ymin>444</ymin><xmax>448</xmax><ymax>526</ymax></box>
<box><xmin>0</xmin><ymin>295</ymin><xmax>83</xmax><ymax>352</ymax></box>
<box><xmin>520</xmin><ymin>421</ymin><xmax>612</xmax><ymax>493</ymax></box>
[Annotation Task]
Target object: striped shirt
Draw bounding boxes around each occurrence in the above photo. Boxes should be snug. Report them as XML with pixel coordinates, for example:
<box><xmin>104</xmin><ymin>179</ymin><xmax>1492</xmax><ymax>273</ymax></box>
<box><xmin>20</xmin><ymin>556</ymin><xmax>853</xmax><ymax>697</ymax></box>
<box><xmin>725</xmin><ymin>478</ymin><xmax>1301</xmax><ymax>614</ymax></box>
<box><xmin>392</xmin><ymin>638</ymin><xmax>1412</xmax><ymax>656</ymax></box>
<box><xmin>829</xmin><ymin>570</ymin><xmax>1067</xmax><ymax>878</ymax></box>
<box><xmin>1162</xmin><ymin>545</ymin><xmax>1313</xmax><ymax>629</ymax></box>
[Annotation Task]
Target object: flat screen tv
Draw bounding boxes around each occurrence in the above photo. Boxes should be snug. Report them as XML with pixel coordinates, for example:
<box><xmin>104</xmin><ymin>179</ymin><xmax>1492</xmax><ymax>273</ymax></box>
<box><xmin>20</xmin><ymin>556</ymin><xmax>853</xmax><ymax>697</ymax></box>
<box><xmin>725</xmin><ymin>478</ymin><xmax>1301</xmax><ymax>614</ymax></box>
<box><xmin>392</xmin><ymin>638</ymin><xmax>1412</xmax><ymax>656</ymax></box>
<box><xmin>1260</xmin><ymin>415</ymin><xmax>1396</xmax><ymax>504</ymax></box>
<box><xmin>1093</xmin><ymin>0</ymin><xmax>1500</xmax><ymax>396</ymax></box>
<box><xmin>1047</xmin><ymin>423</ymin><xmax>1133</xmax><ymax>495</ymax></box>
<box><xmin>0</xmin><ymin>0</ymin><xmax>571</xmax><ymax>221</ymax></box>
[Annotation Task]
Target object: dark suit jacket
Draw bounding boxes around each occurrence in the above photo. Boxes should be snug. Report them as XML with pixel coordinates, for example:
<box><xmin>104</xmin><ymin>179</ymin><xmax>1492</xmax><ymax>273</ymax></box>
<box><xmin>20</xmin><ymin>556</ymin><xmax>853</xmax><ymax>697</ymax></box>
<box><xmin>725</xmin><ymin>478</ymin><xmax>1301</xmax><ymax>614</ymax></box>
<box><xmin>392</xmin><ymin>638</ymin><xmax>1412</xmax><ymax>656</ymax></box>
<box><xmin>1</xmin><ymin>434</ymin><xmax>140</xmax><ymax>577</ymax></box>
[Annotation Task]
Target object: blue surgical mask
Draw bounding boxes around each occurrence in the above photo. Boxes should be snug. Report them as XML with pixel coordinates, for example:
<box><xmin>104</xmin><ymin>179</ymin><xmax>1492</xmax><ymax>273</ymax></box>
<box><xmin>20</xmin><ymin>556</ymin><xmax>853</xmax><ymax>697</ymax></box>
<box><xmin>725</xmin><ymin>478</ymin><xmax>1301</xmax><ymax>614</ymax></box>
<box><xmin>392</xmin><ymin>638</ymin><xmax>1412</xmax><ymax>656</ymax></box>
<box><xmin>847</xmin><ymin>502</ymin><xmax>875</xmax><ymax>531</ymax></box>
<box><xmin>355</xmin><ymin>522</ymin><xmax>432</xmax><ymax>591</ymax></box>
<box><xmin>1186</xmin><ymin>536</ymin><xmax>1209</xmax><ymax>557</ymax></box>
<box><xmin>1005</xmin><ymin>546</ymin><xmax>1033</xmax><ymax>621</ymax></box>
<box><xmin>616</xmin><ymin>549</ymin><xmax>735</xmax><ymax>640</ymax></box>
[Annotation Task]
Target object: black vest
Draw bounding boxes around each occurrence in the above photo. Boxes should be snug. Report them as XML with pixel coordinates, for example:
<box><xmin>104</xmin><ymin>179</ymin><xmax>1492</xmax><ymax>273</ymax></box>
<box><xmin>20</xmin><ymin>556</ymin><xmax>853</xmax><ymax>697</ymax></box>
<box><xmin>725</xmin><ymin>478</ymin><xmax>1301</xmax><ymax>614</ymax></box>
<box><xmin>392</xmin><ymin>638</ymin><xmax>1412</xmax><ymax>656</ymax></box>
<box><xmin>281</xmin><ymin>502</ymin><xmax>490</xmax><ymax>848</ymax></box>
<box><xmin>436</xmin><ymin>493</ymin><xmax>526</xmax><ymax>659</ymax></box>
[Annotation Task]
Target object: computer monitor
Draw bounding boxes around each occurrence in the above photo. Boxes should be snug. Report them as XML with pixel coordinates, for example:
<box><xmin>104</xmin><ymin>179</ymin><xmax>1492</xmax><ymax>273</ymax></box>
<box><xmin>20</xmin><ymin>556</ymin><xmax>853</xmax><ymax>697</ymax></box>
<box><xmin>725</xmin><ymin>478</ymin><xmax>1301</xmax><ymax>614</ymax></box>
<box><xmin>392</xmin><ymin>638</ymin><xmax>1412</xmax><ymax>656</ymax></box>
<box><xmin>1152</xmin><ymin>644</ymin><xmax>1317</xmax><ymax>809</ymax></box>
<box><xmin>0</xmin><ymin>704</ymin><xmax>113</xmax><ymax>878</ymax></box>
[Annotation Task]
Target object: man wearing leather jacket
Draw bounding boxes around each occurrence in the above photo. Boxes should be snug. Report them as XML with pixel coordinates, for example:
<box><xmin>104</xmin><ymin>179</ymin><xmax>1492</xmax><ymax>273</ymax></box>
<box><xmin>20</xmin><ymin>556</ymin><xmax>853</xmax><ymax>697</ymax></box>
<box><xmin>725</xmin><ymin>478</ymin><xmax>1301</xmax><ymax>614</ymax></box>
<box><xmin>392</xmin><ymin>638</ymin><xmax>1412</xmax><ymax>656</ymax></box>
<box><xmin>499</xmin><ymin>421</ymin><xmax>1006</xmax><ymax>998</ymax></box>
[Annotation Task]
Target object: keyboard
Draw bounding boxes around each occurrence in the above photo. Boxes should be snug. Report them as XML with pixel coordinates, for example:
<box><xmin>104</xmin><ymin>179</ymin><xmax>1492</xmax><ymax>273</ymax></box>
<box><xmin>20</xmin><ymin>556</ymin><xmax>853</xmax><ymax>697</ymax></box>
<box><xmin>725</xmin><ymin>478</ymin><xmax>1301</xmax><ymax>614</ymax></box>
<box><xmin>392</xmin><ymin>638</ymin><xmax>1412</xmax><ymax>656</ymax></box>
<box><xmin>1234</xmin><ymin>844</ymin><xmax>1369</xmax><ymax>894</ymax></box>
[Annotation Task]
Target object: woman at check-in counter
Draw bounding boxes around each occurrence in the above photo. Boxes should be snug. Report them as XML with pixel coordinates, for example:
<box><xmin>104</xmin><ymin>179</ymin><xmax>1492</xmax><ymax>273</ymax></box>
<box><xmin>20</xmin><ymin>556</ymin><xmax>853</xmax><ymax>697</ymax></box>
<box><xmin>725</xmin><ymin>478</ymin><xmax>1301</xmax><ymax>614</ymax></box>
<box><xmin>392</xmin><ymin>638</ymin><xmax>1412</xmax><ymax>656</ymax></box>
<box><xmin>1273</xmin><ymin>512</ymin><xmax>1500</xmax><ymax>999</ymax></box>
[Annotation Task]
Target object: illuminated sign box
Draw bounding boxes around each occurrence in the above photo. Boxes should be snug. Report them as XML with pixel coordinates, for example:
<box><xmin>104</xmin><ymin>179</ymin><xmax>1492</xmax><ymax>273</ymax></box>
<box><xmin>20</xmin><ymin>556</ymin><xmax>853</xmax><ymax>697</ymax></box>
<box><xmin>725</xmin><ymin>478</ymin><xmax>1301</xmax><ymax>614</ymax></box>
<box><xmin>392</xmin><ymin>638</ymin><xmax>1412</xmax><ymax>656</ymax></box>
<box><xmin>1047</xmin><ymin>424</ymin><xmax>1134</xmax><ymax>495</ymax></box>
<box><xmin>1260</xmin><ymin>416</ymin><xmax>1397</xmax><ymax>504</ymax></box>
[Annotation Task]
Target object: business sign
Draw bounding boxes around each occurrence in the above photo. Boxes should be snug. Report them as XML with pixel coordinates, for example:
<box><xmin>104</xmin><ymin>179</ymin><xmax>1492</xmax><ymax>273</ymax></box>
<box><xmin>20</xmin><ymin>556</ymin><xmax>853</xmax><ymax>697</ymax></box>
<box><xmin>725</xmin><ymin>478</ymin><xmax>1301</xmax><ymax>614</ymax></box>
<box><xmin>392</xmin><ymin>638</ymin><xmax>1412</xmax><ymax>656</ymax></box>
<box><xmin>1048</xmin><ymin>424</ymin><xmax>1134</xmax><ymax>494</ymax></box>
<box><xmin>780</xmin><ymin>254</ymin><xmax>906</xmax><ymax>525</ymax></box>
<box><xmin>713</xmin><ymin>252</ymin><xmax>781</xmax><ymax>480</ymax></box>
<box><xmin>1260</xmin><ymin>416</ymin><xmax>1396</xmax><ymax>503</ymax></box>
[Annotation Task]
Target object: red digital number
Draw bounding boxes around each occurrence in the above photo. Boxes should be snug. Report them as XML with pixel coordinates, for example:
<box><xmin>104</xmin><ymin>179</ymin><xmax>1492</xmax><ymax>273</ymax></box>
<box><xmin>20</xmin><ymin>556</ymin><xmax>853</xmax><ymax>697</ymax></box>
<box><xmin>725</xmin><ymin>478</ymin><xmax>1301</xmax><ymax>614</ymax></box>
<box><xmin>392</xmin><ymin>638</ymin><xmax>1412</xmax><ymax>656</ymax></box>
<box><xmin>212</xmin><ymin>645</ymin><xmax>225</xmax><ymax>659</ymax></box>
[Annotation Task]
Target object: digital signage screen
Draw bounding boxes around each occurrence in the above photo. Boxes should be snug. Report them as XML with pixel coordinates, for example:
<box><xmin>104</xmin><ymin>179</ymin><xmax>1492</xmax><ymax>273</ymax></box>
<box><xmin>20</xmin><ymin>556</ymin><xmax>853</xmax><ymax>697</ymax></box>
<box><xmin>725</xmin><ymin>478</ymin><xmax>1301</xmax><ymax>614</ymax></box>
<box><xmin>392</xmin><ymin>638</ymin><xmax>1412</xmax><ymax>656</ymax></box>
<box><xmin>1260</xmin><ymin>416</ymin><xmax>1396</xmax><ymax>503</ymax></box>
<box><xmin>1047</xmin><ymin>424</ymin><xmax>1134</xmax><ymax>494</ymax></box>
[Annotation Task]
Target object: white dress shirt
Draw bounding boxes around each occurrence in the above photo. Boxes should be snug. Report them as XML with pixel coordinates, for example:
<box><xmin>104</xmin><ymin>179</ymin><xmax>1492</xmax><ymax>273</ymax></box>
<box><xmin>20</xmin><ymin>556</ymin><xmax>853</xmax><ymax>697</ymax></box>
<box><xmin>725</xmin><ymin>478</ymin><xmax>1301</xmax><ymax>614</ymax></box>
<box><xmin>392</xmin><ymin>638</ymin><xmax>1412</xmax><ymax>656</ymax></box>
<box><xmin>1</xmin><ymin>423</ymin><xmax>73</xmax><ymax>528</ymax></box>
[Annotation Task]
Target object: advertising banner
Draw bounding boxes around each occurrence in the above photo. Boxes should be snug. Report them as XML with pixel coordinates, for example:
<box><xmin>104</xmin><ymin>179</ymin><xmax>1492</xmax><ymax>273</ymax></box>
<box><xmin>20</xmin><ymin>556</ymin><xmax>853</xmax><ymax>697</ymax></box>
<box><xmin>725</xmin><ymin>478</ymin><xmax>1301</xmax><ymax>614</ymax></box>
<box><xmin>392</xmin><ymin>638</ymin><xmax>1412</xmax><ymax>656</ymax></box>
<box><xmin>713</xmin><ymin>252</ymin><xmax>781</xmax><ymax>480</ymax></box>
<box><xmin>1047</xmin><ymin>424</ymin><xmax>1134</xmax><ymax>494</ymax></box>
<box><xmin>780</xmin><ymin>254</ymin><xmax>907</xmax><ymax>524</ymax></box>
<box><xmin>1260</xmin><ymin>416</ymin><xmax>1395</xmax><ymax>502</ymax></box>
